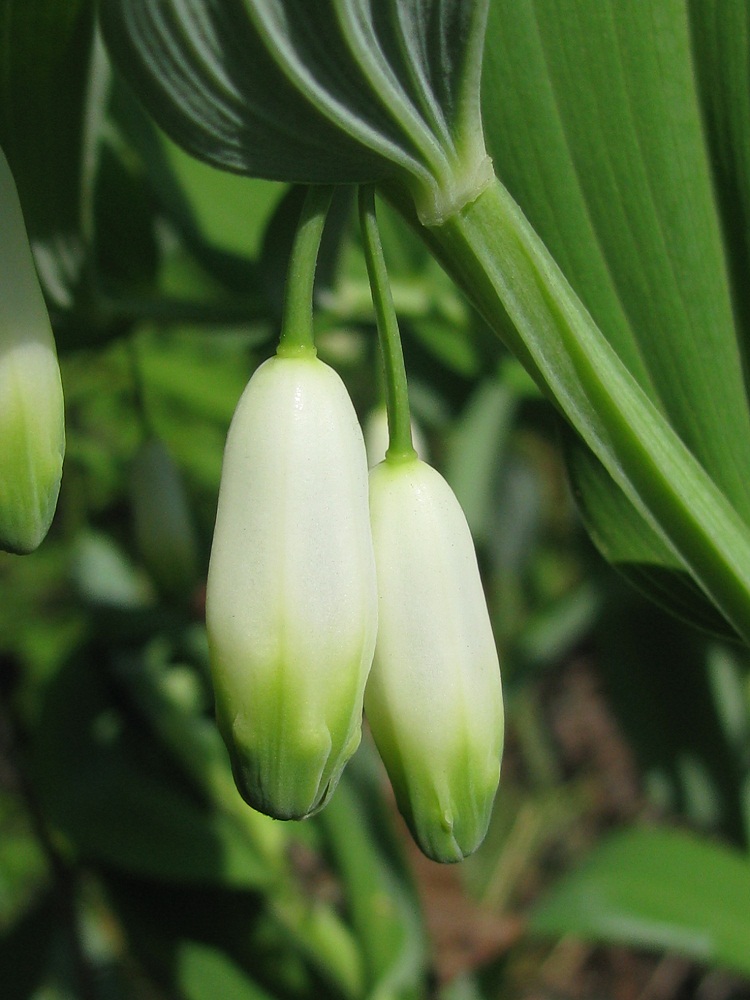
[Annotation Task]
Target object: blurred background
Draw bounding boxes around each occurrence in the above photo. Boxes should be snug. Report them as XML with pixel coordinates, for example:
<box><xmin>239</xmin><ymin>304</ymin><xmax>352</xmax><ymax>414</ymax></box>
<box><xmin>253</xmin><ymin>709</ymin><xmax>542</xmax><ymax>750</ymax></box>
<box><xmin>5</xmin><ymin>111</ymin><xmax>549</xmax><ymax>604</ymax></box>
<box><xmin>2</xmin><ymin>5</ymin><xmax>750</xmax><ymax>999</ymax></box>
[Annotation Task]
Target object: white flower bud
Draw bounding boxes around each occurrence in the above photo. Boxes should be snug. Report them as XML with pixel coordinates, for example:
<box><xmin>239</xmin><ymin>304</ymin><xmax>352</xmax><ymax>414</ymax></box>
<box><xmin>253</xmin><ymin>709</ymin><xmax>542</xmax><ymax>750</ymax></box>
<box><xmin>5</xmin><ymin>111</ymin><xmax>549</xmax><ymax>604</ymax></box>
<box><xmin>206</xmin><ymin>355</ymin><xmax>378</xmax><ymax>819</ymax></box>
<box><xmin>365</xmin><ymin>457</ymin><xmax>504</xmax><ymax>862</ymax></box>
<box><xmin>0</xmin><ymin>147</ymin><xmax>65</xmax><ymax>553</ymax></box>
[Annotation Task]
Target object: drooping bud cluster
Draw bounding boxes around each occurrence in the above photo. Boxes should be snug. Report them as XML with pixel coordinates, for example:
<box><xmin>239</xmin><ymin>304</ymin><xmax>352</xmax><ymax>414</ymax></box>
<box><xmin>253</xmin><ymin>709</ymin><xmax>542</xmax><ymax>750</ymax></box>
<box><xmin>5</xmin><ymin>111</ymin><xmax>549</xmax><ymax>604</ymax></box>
<box><xmin>207</xmin><ymin>354</ymin><xmax>504</xmax><ymax>860</ymax></box>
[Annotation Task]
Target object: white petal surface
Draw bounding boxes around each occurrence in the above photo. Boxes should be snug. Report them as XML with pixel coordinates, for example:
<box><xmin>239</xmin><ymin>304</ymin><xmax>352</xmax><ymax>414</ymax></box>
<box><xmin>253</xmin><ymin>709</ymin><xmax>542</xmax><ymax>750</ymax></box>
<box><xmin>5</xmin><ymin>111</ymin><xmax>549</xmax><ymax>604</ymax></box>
<box><xmin>207</xmin><ymin>355</ymin><xmax>377</xmax><ymax>818</ymax></box>
<box><xmin>366</xmin><ymin>457</ymin><xmax>503</xmax><ymax>861</ymax></box>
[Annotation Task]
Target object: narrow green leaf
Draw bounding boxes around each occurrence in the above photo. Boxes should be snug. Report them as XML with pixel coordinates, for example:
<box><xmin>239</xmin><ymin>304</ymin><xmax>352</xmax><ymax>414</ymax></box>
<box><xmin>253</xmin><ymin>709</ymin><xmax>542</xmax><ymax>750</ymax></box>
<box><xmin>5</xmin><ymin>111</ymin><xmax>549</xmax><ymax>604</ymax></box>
<box><xmin>530</xmin><ymin>827</ymin><xmax>750</xmax><ymax>976</ymax></box>
<box><xmin>444</xmin><ymin>378</ymin><xmax>517</xmax><ymax>544</ymax></box>
<box><xmin>33</xmin><ymin>653</ymin><xmax>274</xmax><ymax>888</ymax></box>
<box><xmin>320</xmin><ymin>759</ymin><xmax>427</xmax><ymax>1000</ymax></box>
<box><xmin>178</xmin><ymin>942</ymin><xmax>276</xmax><ymax>1000</ymax></box>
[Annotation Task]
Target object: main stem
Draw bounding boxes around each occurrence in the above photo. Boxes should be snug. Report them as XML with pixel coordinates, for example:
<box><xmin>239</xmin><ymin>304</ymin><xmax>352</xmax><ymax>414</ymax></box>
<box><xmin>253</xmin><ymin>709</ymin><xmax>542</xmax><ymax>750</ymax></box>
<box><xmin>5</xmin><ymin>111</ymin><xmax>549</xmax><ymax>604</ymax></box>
<box><xmin>277</xmin><ymin>185</ymin><xmax>335</xmax><ymax>358</ymax></box>
<box><xmin>412</xmin><ymin>178</ymin><xmax>750</xmax><ymax>644</ymax></box>
<box><xmin>359</xmin><ymin>185</ymin><xmax>416</xmax><ymax>463</ymax></box>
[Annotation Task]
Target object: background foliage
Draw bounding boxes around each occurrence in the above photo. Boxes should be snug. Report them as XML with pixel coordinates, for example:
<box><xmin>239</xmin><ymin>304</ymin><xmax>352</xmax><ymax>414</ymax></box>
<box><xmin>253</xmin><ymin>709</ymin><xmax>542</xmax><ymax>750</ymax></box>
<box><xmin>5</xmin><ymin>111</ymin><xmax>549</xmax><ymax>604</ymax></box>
<box><xmin>2</xmin><ymin>1</ymin><xmax>750</xmax><ymax>997</ymax></box>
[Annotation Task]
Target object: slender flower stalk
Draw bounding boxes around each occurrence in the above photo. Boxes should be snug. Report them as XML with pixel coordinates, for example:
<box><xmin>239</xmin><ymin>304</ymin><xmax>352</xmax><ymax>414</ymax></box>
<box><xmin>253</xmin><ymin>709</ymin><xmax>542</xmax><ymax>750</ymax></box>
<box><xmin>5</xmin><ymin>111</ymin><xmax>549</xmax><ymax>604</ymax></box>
<box><xmin>277</xmin><ymin>186</ymin><xmax>333</xmax><ymax>358</ymax></box>
<box><xmin>359</xmin><ymin>186</ymin><xmax>504</xmax><ymax>862</ymax></box>
<box><xmin>0</xmin><ymin>147</ymin><xmax>65</xmax><ymax>554</ymax></box>
<box><xmin>206</xmin><ymin>186</ymin><xmax>377</xmax><ymax>819</ymax></box>
<box><xmin>359</xmin><ymin>186</ymin><xmax>416</xmax><ymax>464</ymax></box>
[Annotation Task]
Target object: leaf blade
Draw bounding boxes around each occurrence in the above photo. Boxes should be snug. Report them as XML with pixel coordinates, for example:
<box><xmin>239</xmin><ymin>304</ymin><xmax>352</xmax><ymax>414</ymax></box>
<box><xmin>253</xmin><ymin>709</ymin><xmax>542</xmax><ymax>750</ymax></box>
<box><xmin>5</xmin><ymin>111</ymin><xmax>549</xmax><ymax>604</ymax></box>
<box><xmin>530</xmin><ymin>827</ymin><xmax>750</xmax><ymax>976</ymax></box>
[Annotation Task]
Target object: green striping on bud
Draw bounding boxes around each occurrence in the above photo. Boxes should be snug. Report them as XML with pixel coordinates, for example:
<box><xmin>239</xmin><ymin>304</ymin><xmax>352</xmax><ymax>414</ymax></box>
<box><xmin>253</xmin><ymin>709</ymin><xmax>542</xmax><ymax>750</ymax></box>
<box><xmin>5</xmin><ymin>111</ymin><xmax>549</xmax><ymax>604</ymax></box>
<box><xmin>206</xmin><ymin>354</ymin><xmax>378</xmax><ymax>820</ymax></box>
<box><xmin>365</xmin><ymin>457</ymin><xmax>504</xmax><ymax>863</ymax></box>
<box><xmin>0</xmin><ymin>147</ymin><xmax>65</xmax><ymax>554</ymax></box>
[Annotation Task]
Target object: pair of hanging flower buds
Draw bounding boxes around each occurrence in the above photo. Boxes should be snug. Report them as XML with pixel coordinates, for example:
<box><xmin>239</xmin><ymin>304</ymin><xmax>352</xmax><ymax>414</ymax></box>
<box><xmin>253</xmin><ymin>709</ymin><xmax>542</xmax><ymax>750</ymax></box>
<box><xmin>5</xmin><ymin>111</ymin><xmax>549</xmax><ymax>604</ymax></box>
<box><xmin>206</xmin><ymin>187</ymin><xmax>504</xmax><ymax>863</ymax></box>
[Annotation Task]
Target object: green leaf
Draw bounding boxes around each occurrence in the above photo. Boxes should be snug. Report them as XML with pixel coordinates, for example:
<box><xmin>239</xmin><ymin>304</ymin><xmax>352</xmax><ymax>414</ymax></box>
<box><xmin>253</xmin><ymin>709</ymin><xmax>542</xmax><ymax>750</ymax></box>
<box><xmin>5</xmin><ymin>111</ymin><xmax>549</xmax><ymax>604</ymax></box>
<box><xmin>595</xmin><ymin>593</ymin><xmax>748</xmax><ymax>840</ymax></box>
<box><xmin>563</xmin><ymin>427</ymin><xmax>736</xmax><ymax>639</ymax></box>
<box><xmin>444</xmin><ymin>378</ymin><xmax>518</xmax><ymax>544</ymax></box>
<box><xmin>0</xmin><ymin>0</ymin><xmax>95</xmax><ymax>243</ymax></box>
<box><xmin>476</xmin><ymin>1</ymin><xmax>750</xmax><ymax>631</ymax></box>
<box><xmin>92</xmin><ymin>141</ymin><xmax>160</xmax><ymax>300</ymax></box>
<box><xmin>177</xmin><ymin>941</ymin><xmax>276</xmax><ymax>1000</ymax></box>
<box><xmin>482</xmin><ymin>1</ymin><xmax>750</xmax><ymax>517</ymax></box>
<box><xmin>688</xmin><ymin>0</ymin><xmax>750</xmax><ymax>375</ymax></box>
<box><xmin>0</xmin><ymin>892</ymin><xmax>58</xmax><ymax>1000</ymax></box>
<box><xmin>109</xmin><ymin>78</ymin><xmax>283</xmax><ymax>296</ymax></box>
<box><xmin>530</xmin><ymin>827</ymin><xmax>750</xmax><ymax>976</ymax></box>
<box><xmin>319</xmin><ymin>753</ymin><xmax>428</xmax><ymax>1000</ymax></box>
<box><xmin>33</xmin><ymin>651</ymin><xmax>273</xmax><ymax>888</ymax></box>
<box><xmin>100</xmin><ymin>0</ymin><xmax>493</xmax><ymax>222</ymax></box>
<box><xmin>0</xmin><ymin>813</ymin><xmax>48</xmax><ymax>928</ymax></box>
<box><xmin>101</xmin><ymin>0</ymin><xmax>380</xmax><ymax>179</ymax></box>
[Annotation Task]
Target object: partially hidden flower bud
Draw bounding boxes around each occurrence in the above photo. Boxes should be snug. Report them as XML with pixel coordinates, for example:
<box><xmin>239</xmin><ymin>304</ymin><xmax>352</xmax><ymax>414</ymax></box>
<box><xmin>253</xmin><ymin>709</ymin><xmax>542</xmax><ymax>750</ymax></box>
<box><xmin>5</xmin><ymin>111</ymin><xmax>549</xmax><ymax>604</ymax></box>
<box><xmin>364</xmin><ymin>404</ymin><xmax>428</xmax><ymax>468</ymax></box>
<box><xmin>130</xmin><ymin>437</ymin><xmax>199</xmax><ymax>599</ymax></box>
<box><xmin>0</xmin><ymin>147</ymin><xmax>65</xmax><ymax>554</ymax></box>
<box><xmin>206</xmin><ymin>355</ymin><xmax>378</xmax><ymax>820</ymax></box>
<box><xmin>365</xmin><ymin>457</ymin><xmax>504</xmax><ymax>862</ymax></box>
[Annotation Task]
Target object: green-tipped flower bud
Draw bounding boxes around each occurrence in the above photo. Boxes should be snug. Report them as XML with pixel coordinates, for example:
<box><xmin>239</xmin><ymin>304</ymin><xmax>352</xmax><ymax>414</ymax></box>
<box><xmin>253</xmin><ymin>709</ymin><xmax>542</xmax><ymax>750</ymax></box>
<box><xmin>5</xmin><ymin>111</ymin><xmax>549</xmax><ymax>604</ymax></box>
<box><xmin>206</xmin><ymin>355</ymin><xmax>377</xmax><ymax>820</ymax></box>
<box><xmin>365</xmin><ymin>457</ymin><xmax>504</xmax><ymax>862</ymax></box>
<box><xmin>0</xmin><ymin>147</ymin><xmax>65</xmax><ymax>553</ymax></box>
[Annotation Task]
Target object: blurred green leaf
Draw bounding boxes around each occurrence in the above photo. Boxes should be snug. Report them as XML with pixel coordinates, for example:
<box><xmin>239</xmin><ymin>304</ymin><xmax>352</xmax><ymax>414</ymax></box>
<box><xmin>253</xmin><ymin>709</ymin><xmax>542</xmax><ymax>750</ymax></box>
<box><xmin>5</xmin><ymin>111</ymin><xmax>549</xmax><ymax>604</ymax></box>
<box><xmin>408</xmin><ymin>315</ymin><xmax>483</xmax><ymax>380</ymax></box>
<box><xmin>110</xmin><ymin>77</ymin><xmax>284</xmax><ymax>300</ymax></box>
<box><xmin>93</xmin><ymin>141</ymin><xmax>160</xmax><ymax>300</ymax></box>
<box><xmin>106</xmin><ymin>872</ymin><xmax>333</xmax><ymax>1000</ymax></box>
<box><xmin>0</xmin><ymin>0</ymin><xmax>94</xmax><ymax>243</ymax></box>
<box><xmin>34</xmin><ymin>652</ymin><xmax>272</xmax><ymax>888</ymax></box>
<box><xmin>0</xmin><ymin>810</ymin><xmax>48</xmax><ymax>928</ymax></box>
<box><xmin>444</xmin><ymin>378</ymin><xmax>517</xmax><ymax>544</ymax></box>
<box><xmin>320</xmin><ymin>755</ymin><xmax>427</xmax><ymax>1000</ymax></box>
<box><xmin>0</xmin><ymin>891</ymin><xmax>58</xmax><ymax>1000</ymax></box>
<box><xmin>511</xmin><ymin>580</ymin><xmax>602</xmax><ymax>676</ymax></box>
<box><xmin>596</xmin><ymin>592</ymin><xmax>748</xmax><ymax>841</ymax></box>
<box><xmin>165</xmin><ymin>140</ymin><xmax>284</xmax><ymax>262</ymax></box>
<box><xmin>129</xmin><ymin>438</ymin><xmax>200</xmax><ymax>599</ymax></box>
<box><xmin>530</xmin><ymin>826</ymin><xmax>750</xmax><ymax>976</ymax></box>
<box><xmin>178</xmin><ymin>941</ymin><xmax>276</xmax><ymax>1000</ymax></box>
<box><xmin>70</xmin><ymin>530</ymin><xmax>155</xmax><ymax>610</ymax></box>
